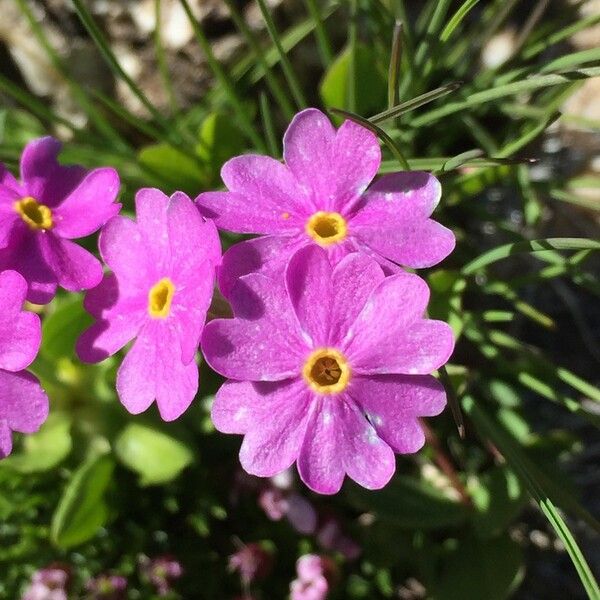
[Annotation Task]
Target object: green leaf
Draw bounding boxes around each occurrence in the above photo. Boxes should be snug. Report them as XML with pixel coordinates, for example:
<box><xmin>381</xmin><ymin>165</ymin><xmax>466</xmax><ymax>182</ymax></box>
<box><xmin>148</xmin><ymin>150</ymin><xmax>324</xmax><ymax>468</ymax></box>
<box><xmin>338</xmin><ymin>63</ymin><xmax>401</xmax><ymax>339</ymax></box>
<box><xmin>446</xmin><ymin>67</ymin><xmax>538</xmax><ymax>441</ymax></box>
<box><xmin>196</xmin><ymin>113</ymin><xmax>245</xmax><ymax>185</ymax></box>
<box><xmin>463</xmin><ymin>397</ymin><xmax>600</xmax><ymax>598</ymax></box>
<box><xmin>41</xmin><ymin>294</ymin><xmax>93</xmax><ymax>360</ymax></box>
<box><xmin>138</xmin><ymin>143</ymin><xmax>205</xmax><ymax>194</ymax></box>
<box><xmin>412</xmin><ymin>67</ymin><xmax>600</xmax><ymax>127</ymax></box>
<box><xmin>1</xmin><ymin>413</ymin><xmax>72</xmax><ymax>473</ymax></box>
<box><xmin>114</xmin><ymin>423</ymin><xmax>194</xmax><ymax>485</ymax></box>
<box><xmin>427</xmin><ymin>270</ymin><xmax>466</xmax><ymax>338</ymax></box>
<box><xmin>346</xmin><ymin>475</ymin><xmax>469</xmax><ymax>529</ymax></box>
<box><xmin>462</xmin><ymin>238</ymin><xmax>600</xmax><ymax>275</ymax></box>
<box><xmin>433</xmin><ymin>534</ymin><xmax>524</xmax><ymax>600</ymax></box>
<box><xmin>320</xmin><ymin>44</ymin><xmax>387</xmax><ymax>116</ymax></box>
<box><xmin>51</xmin><ymin>453</ymin><xmax>114</xmax><ymax>548</ymax></box>
<box><xmin>440</xmin><ymin>0</ymin><xmax>482</xmax><ymax>42</ymax></box>
<box><xmin>470</xmin><ymin>466</ymin><xmax>526</xmax><ymax>538</ymax></box>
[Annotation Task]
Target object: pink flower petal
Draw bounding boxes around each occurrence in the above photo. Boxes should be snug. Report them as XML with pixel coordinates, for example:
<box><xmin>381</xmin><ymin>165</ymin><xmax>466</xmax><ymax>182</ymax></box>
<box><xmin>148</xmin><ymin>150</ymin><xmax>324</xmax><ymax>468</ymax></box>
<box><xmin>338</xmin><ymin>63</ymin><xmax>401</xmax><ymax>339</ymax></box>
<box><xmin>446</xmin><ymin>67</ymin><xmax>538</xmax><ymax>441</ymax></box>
<box><xmin>329</xmin><ymin>252</ymin><xmax>385</xmax><ymax>344</ymax></box>
<box><xmin>0</xmin><ymin>370</ymin><xmax>48</xmax><ymax>458</ymax></box>
<box><xmin>236</xmin><ymin>380</ymin><xmax>312</xmax><ymax>477</ymax></box>
<box><xmin>342</xmin><ymin>271</ymin><xmax>453</xmax><ymax>374</ymax></box>
<box><xmin>99</xmin><ymin>216</ymin><xmax>154</xmax><ymax>293</ymax></box>
<box><xmin>283</xmin><ymin>108</ymin><xmax>380</xmax><ymax>213</ymax></box>
<box><xmin>52</xmin><ymin>168</ymin><xmax>121</xmax><ymax>238</ymax></box>
<box><xmin>285</xmin><ymin>246</ymin><xmax>332</xmax><ymax>347</ymax></box>
<box><xmin>196</xmin><ymin>155</ymin><xmax>310</xmax><ymax>233</ymax></box>
<box><xmin>168</xmin><ymin>192</ymin><xmax>221</xmax><ymax>275</ymax></box>
<box><xmin>0</xmin><ymin>229</ymin><xmax>57</xmax><ymax>304</ymax></box>
<box><xmin>350</xmin><ymin>172</ymin><xmax>455</xmax><ymax>268</ymax></box>
<box><xmin>77</xmin><ymin>274</ymin><xmax>146</xmax><ymax>363</ymax></box>
<box><xmin>297</xmin><ymin>397</ymin><xmax>345</xmax><ymax>494</ymax></box>
<box><xmin>171</xmin><ymin>261</ymin><xmax>214</xmax><ymax>364</ymax></box>
<box><xmin>0</xmin><ymin>163</ymin><xmax>21</xmax><ymax>191</ymax></box>
<box><xmin>0</xmin><ymin>271</ymin><xmax>41</xmax><ymax>370</ymax></box>
<box><xmin>116</xmin><ymin>321</ymin><xmax>198</xmax><ymax>421</ymax></box>
<box><xmin>0</xmin><ymin>184</ymin><xmax>21</xmax><ymax>249</ymax></box>
<box><xmin>19</xmin><ymin>137</ymin><xmax>86</xmax><ymax>207</ymax></box>
<box><xmin>298</xmin><ymin>396</ymin><xmax>395</xmax><ymax>494</ymax></box>
<box><xmin>202</xmin><ymin>274</ymin><xmax>306</xmax><ymax>381</ymax></box>
<box><xmin>41</xmin><ymin>235</ymin><xmax>103</xmax><ymax>293</ymax></box>
<box><xmin>218</xmin><ymin>234</ymin><xmax>305</xmax><ymax>299</ymax></box>
<box><xmin>350</xmin><ymin>374</ymin><xmax>446</xmax><ymax>453</ymax></box>
<box><xmin>134</xmin><ymin>188</ymin><xmax>170</xmax><ymax>274</ymax></box>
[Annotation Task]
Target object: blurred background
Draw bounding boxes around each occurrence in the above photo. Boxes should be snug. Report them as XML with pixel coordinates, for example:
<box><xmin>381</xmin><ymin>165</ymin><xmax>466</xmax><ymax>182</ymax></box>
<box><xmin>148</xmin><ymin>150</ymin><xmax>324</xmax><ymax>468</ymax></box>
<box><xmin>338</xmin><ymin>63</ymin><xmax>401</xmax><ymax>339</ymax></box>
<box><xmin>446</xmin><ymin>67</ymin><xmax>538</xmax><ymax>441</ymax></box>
<box><xmin>0</xmin><ymin>1</ymin><xmax>599</xmax><ymax>599</ymax></box>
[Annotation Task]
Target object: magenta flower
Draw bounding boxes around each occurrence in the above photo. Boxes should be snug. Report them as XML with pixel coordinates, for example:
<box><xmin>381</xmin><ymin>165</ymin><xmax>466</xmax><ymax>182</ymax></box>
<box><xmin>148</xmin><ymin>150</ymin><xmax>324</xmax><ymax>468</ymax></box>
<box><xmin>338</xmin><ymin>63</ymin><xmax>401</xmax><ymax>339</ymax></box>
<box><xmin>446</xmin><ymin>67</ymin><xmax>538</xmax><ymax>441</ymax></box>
<box><xmin>202</xmin><ymin>247</ymin><xmax>454</xmax><ymax>494</ymax></box>
<box><xmin>0</xmin><ymin>137</ymin><xmax>120</xmax><ymax>303</ymax></box>
<box><xmin>139</xmin><ymin>555</ymin><xmax>183</xmax><ymax>597</ymax></box>
<box><xmin>0</xmin><ymin>270</ymin><xmax>48</xmax><ymax>459</ymax></box>
<box><xmin>196</xmin><ymin>108</ymin><xmax>454</xmax><ymax>297</ymax></box>
<box><xmin>77</xmin><ymin>189</ymin><xmax>220</xmax><ymax>421</ymax></box>
<box><xmin>21</xmin><ymin>566</ymin><xmax>69</xmax><ymax>600</ymax></box>
<box><xmin>228</xmin><ymin>543</ymin><xmax>273</xmax><ymax>587</ymax></box>
<box><xmin>290</xmin><ymin>555</ymin><xmax>335</xmax><ymax>600</ymax></box>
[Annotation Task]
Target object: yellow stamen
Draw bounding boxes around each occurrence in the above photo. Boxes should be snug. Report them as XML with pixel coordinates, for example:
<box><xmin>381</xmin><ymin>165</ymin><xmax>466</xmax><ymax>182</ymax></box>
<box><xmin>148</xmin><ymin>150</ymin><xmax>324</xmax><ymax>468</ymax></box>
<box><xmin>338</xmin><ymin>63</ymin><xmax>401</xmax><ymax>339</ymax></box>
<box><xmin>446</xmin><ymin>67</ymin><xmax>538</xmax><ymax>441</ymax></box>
<box><xmin>148</xmin><ymin>278</ymin><xmax>175</xmax><ymax>319</ymax></box>
<box><xmin>281</xmin><ymin>212</ymin><xmax>290</xmax><ymax>220</ymax></box>
<box><xmin>302</xmin><ymin>348</ymin><xmax>351</xmax><ymax>394</ymax></box>
<box><xmin>306</xmin><ymin>211</ymin><xmax>347</xmax><ymax>246</ymax></box>
<box><xmin>14</xmin><ymin>197</ymin><xmax>53</xmax><ymax>230</ymax></box>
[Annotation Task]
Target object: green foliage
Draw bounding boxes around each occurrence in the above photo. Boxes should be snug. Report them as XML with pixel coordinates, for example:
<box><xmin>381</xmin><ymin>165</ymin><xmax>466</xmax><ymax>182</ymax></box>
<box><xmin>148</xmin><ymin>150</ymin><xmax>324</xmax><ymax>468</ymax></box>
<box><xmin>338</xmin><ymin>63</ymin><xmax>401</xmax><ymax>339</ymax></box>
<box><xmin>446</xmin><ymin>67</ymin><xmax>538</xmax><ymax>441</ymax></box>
<box><xmin>1</xmin><ymin>0</ymin><xmax>600</xmax><ymax>598</ymax></box>
<box><xmin>114</xmin><ymin>422</ymin><xmax>194</xmax><ymax>486</ymax></box>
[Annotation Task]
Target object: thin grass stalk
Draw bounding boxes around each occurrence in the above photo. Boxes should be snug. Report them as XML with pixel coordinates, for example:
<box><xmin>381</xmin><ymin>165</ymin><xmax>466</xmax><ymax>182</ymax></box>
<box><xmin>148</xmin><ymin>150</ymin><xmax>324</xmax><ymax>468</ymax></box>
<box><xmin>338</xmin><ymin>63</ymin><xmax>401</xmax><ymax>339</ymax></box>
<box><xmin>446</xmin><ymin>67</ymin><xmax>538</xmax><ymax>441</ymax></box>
<box><xmin>303</xmin><ymin>0</ymin><xmax>334</xmax><ymax>67</ymax></box>
<box><xmin>178</xmin><ymin>0</ymin><xmax>267</xmax><ymax>151</ymax></box>
<box><xmin>255</xmin><ymin>0</ymin><xmax>307</xmax><ymax>110</ymax></box>
<box><xmin>223</xmin><ymin>0</ymin><xmax>295</xmax><ymax>120</ymax></box>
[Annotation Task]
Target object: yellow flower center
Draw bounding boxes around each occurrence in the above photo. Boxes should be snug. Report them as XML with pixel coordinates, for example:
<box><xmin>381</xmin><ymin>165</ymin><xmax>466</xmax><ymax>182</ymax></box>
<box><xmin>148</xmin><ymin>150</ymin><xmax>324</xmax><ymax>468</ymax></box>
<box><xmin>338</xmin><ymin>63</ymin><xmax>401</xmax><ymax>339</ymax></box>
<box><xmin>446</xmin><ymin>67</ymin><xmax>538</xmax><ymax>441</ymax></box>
<box><xmin>148</xmin><ymin>278</ymin><xmax>175</xmax><ymax>319</ymax></box>
<box><xmin>305</xmin><ymin>211</ymin><xmax>347</xmax><ymax>246</ymax></box>
<box><xmin>302</xmin><ymin>348</ymin><xmax>351</xmax><ymax>394</ymax></box>
<box><xmin>14</xmin><ymin>196</ymin><xmax>53</xmax><ymax>230</ymax></box>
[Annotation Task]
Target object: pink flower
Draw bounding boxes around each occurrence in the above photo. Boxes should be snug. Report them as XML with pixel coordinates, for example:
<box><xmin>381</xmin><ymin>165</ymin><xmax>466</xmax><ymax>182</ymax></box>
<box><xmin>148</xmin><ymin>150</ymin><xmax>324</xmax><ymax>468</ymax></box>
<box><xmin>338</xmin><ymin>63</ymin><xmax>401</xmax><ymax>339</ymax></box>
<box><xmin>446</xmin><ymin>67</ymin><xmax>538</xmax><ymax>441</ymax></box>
<box><xmin>196</xmin><ymin>108</ymin><xmax>454</xmax><ymax>298</ymax></box>
<box><xmin>202</xmin><ymin>246</ymin><xmax>454</xmax><ymax>494</ymax></box>
<box><xmin>290</xmin><ymin>555</ymin><xmax>335</xmax><ymax>600</ymax></box>
<box><xmin>139</xmin><ymin>555</ymin><xmax>183</xmax><ymax>597</ymax></box>
<box><xmin>0</xmin><ymin>137</ymin><xmax>120</xmax><ymax>303</ymax></box>
<box><xmin>0</xmin><ymin>270</ymin><xmax>48</xmax><ymax>459</ymax></box>
<box><xmin>259</xmin><ymin>487</ymin><xmax>317</xmax><ymax>534</ymax></box>
<box><xmin>77</xmin><ymin>189</ymin><xmax>220</xmax><ymax>421</ymax></box>
<box><xmin>228</xmin><ymin>542</ymin><xmax>272</xmax><ymax>587</ymax></box>
<box><xmin>85</xmin><ymin>574</ymin><xmax>127</xmax><ymax>600</ymax></box>
<box><xmin>21</xmin><ymin>566</ymin><xmax>69</xmax><ymax>600</ymax></box>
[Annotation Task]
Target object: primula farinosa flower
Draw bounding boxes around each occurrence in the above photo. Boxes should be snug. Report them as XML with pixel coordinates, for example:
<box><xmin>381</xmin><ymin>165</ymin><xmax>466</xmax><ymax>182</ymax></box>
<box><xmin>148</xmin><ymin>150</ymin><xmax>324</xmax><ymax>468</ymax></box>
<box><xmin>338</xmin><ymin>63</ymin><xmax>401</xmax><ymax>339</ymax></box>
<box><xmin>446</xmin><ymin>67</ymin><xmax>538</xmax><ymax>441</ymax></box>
<box><xmin>21</xmin><ymin>566</ymin><xmax>69</xmax><ymax>600</ymax></box>
<box><xmin>0</xmin><ymin>270</ymin><xmax>48</xmax><ymax>459</ymax></box>
<box><xmin>202</xmin><ymin>246</ymin><xmax>454</xmax><ymax>494</ymax></box>
<box><xmin>77</xmin><ymin>189</ymin><xmax>220</xmax><ymax>421</ymax></box>
<box><xmin>196</xmin><ymin>108</ymin><xmax>454</xmax><ymax>297</ymax></box>
<box><xmin>0</xmin><ymin>137</ymin><xmax>120</xmax><ymax>304</ymax></box>
<box><xmin>228</xmin><ymin>543</ymin><xmax>273</xmax><ymax>587</ymax></box>
<box><xmin>85</xmin><ymin>575</ymin><xmax>127</xmax><ymax>600</ymax></box>
<box><xmin>259</xmin><ymin>486</ymin><xmax>317</xmax><ymax>534</ymax></box>
<box><xmin>139</xmin><ymin>555</ymin><xmax>183</xmax><ymax>597</ymax></box>
<box><xmin>290</xmin><ymin>555</ymin><xmax>335</xmax><ymax>600</ymax></box>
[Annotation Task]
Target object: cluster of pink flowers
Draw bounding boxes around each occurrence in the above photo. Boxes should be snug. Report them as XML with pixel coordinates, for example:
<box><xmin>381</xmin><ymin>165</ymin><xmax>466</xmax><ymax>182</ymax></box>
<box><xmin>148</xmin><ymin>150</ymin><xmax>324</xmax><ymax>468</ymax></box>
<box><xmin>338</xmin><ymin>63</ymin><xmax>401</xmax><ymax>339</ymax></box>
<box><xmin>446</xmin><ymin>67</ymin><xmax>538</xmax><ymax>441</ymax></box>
<box><xmin>0</xmin><ymin>108</ymin><xmax>454</xmax><ymax>496</ymax></box>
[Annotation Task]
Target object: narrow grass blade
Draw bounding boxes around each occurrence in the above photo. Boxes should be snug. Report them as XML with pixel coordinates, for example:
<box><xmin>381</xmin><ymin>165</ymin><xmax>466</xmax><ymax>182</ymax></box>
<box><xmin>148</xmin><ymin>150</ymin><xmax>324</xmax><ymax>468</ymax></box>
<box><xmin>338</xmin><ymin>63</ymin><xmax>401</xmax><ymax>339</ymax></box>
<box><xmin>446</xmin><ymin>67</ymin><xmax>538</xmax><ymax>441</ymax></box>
<box><xmin>329</xmin><ymin>108</ymin><xmax>410</xmax><ymax>170</ymax></box>
<box><xmin>303</xmin><ymin>0</ymin><xmax>333</xmax><ymax>66</ymax></box>
<box><xmin>223</xmin><ymin>0</ymin><xmax>294</xmax><ymax>120</ymax></box>
<box><xmin>463</xmin><ymin>396</ymin><xmax>600</xmax><ymax>599</ymax></box>
<box><xmin>387</xmin><ymin>21</ymin><xmax>403</xmax><ymax>110</ymax></box>
<box><xmin>412</xmin><ymin>68</ymin><xmax>600</xmax><ymax>127</ymax></box>
<box><xmin>347</xmin><ymin>0</ymin><xmax>358</xmax><ymax>113</ymax></box>
<box><xmin>256</xmin><ymin>0</ymin><xmax>307</xmax><ymax>110</ymax></box>
<box><xmin>371</xmin><ymin>82</ymin><xmax>462</xmax><ymax>124</ymax></box>
<box><xmin>440</xmin><ymin>0</ymin><xmax>482</xmax><ymax>42</ymax></box>
<box><xmin>154</xmin><ymin>0</ymin><xmax>179</xmax><ymax>113</ymax></box>
<box><xmin>523</xmin><ymin>12</ymin><xmax>600</xmax><ymax>59</ymax></box>
<box><xmin>438</xmin><ymin>365</ymin><xmax>465</xmax><ymax>438</ymax></box>
<box><xmin>259</xmin><ymin>93</ymin><xmax>279</xmax><ymax>157</ymax></box>
<box><xmin>512</xmin><ymin>0</ymin><xmax>550</xmax><ymax>59</ymax></box>
<box><xmin>439</xmin><ymin>149</ymin><xmax>484</xmax><ymax>172</ymax></box>
<box><xmin>71</xmin><ymin>0</ymin><xmax>177</xmax><ymax>143</ymax></box>
<box><xmin>550</xmin><ymin>189</ymin><xmax>600</xmax><ymax>211</ymax></box>
<box><xmin>414</xmin><ymin>0</ymin><xmax>452</xmax><ymax>68</ymax></box>
<box><xmin>178</xmin><ymin>0</ymin><xmax>266</xmax><ymax>151</ymax></box>
<box><xmin>462</xmin><ymin>238</ymin><xmax>600</xmax><ymax>275</ymax></box>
